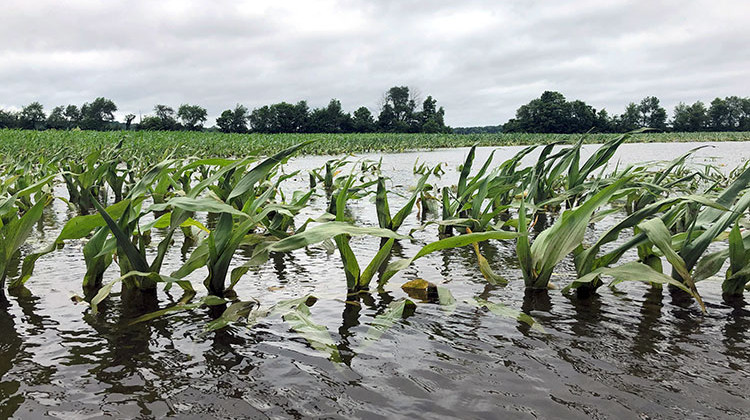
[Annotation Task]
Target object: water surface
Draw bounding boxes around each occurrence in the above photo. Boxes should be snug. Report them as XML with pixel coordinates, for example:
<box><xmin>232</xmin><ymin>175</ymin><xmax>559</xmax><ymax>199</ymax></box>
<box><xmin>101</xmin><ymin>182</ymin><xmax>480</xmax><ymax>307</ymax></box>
<box><xmin>1</xmin><ymin>142</ymin><xmax>749</xmax><ymax>419</ymax></box>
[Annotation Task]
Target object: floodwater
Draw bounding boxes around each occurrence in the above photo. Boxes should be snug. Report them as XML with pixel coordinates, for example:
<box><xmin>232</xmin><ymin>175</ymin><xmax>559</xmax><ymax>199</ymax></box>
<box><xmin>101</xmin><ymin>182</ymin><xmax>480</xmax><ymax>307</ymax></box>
<box><xmin>1</xmin><ymin>142</ymin><xmax>749</xmax><ymax>419</ymax></box>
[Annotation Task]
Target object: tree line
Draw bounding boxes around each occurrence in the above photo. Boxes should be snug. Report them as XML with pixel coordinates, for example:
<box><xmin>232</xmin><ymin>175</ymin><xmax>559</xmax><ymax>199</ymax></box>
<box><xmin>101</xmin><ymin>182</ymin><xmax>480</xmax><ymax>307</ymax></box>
<box><xmin>0</xmin><ymin>86</ymin><xmax>451</xmax><ymax>134</ymax></box>
<box><xmin>500</xmin><ymin>91</ymin><xmax>750</xmax><ymax>133</ymax></box>
<box><xmin>3</xmin><ymin>88</ymin><xmax>748</xmax><ymax>134</ymax></box>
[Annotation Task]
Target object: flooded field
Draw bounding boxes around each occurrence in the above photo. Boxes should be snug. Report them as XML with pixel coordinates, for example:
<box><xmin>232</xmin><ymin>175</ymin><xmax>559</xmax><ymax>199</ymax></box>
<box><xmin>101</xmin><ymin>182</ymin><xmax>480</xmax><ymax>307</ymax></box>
<box><xmin>1</xmin><ymin>142</ymin><xmax>749</xmax><ymax>419</ymax></box>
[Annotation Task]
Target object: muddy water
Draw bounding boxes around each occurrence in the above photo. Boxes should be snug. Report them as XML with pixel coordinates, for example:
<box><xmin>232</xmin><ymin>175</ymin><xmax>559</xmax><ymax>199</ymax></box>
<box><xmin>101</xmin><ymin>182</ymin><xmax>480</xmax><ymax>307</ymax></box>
<box><xmin>1</xmin><ymin>142</ymin><xmax>749</xmax><ymax>419</ymax></box>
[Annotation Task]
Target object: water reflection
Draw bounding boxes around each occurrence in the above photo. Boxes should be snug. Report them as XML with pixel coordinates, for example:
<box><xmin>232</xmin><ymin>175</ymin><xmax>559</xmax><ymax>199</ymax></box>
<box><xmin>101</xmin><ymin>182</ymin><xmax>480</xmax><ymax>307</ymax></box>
<box><xmin>0</xmin><ymin>296</ymin><xmax>22</xmax><ymax>419</ymax></box>
<box><xmin>632</xmin><ymin>287</ymin><xmax>665</xmax><ymax>357</ymax></box>
<box><xmin>336</xmin><ymin>294</ymin><xmax>366</xmax><ymax>365</ymax></box>
<box><xmin>565</xmin><ymin>292</ymin><xmax>604</xmax><ymax>338</ymax></box>
<box><xmin>522</xmin><ymin>289</ymin><xmax>552</xmax><ymax>313</ymax></box>
<box><xmin>721</xmin><ymin>296</ymin><xmax>749</xmax><ymax>361</ymax></box>
<box><xmin>74</xmin><ymin>289</ymin><xmax>180</xmax><ymax>417</ymax></box>
<box><xmin>3</xmin><ymin>143</ymin><xmax>750</xmax><ymax>417</ymax></box>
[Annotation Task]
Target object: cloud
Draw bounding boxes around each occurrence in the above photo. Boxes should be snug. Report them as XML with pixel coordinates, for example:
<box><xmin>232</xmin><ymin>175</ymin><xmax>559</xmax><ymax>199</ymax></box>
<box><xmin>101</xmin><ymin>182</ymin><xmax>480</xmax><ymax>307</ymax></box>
<box><xmin>0</xmin><ymin>0</ymin><xmax>748</xmax><ymax>126</ymax></box>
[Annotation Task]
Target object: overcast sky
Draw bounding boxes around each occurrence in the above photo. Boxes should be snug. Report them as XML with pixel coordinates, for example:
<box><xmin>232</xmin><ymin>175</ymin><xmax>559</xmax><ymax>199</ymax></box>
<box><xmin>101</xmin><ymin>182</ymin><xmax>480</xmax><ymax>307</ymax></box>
<box><xmin>1</xmin><ymin>0</ymin><xmax>748</xmax><ymax>126</ymax></box>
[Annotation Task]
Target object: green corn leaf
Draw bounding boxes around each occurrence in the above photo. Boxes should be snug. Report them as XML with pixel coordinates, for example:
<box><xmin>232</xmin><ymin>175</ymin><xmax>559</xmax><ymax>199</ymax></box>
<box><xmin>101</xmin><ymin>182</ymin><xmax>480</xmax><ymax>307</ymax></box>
<box><xmin>89</xmin><ymin>193</ymin><xmax>150</xmax><ymax>273</ymax></box>
<box><xmin>282</xmin><ymin>302</ymin><xmax>342</xmax><ymax>363</ymax></box>
<box><xmin>91</xmin><ymin>270</ymin><xmax>193</xmax><ymax>314</ymax></box>
<box><xmin>4</xmin><ymin>196</ymin><xmax>50</xmax><ymax>288</ymax></box>
<box><xmin>334</xmin><ymin>234</ymin><xmax>360</xmax><ymax>290</ymax></box>
<box><xmin>564</xmin><ymin>261</ymin><xmax>705</xmax><ymax>312</ymax></box>
<box><xmin>383</xmin><ymin>230</ymin><xmax>520</xmax><ymax>283</ymax></box>
<box><xmin>638</xmin><ymin>218</ymin><xmax>692</xmax><ymax>282</ymax></box>
<box><xmin>263</xmin><ymin>222</ymin><xmax>406</xmax><ymax>254</ymax></box>
<box><xmin>530</xmin><ymin>176</ymin><xmax>629</xmax><ymax>287</ymax></box>
<box><xmin>360</xmin><ymin>298</ymin><xmax>415</xmax><ymax>344</ymax></box>
<box><xmin>391</xmin><ymin>172</ymin><xmax>430</xmax><ymax>231</ymax></box>
<box><xmin>457</xmin><ymin>145</ymin><xmax>476</xmax><ymax>196</ymax></box>
<box><xmin>228</xmin><ymin>141</ymin><xmax>312</xmax><ymax>201</ymax></box>
<box><xmin>375</xmin><ymin>177</ymin><xmax>392</xmax><ymax>229</ymax></box>
<box><xmin>203</xmin><ymin>300</ymin><xmax>259</xmax><ymax>333</ymax></box>
<box><xmin>129</xmin><ymin>295</ymin><xmax>227</xmax><ymax>325</ymax></box>
<box><xmin>469</xmin><ymin>298</ymin><xmax>545</xmax><ymax>333</ymax></box>
<box><xmin>682</xmin><ymin>190</ymin><xmax>750</xmax><ymax>271</ymax></box>
<box><xmin>149</xmin><ymin>196</ymin><xmax>249</xmax><ymax>218</ymax></box>
<box><xmin>728</xmin><ymin>221</ymin><xmax>745</xmax><ymax>275</ymax></box>
<box><xmin>359</xmin><ymin>238</ymin><xmax>394</xmax><ymax>288</ymax></box>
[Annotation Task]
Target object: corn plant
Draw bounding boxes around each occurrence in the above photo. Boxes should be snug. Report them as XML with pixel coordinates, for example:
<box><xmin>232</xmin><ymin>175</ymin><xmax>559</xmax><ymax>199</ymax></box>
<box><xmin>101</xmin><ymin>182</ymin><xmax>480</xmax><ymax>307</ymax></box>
<box><xmin>375</xmin><ymin>173</ymin><xmax>429</xmax><ymax>232</ymax></box>
<box><xmin>516</xmin><ymin>177</ymin><xmax>630</xmax><ymax>289</ymax></box>
<box><xmin>693</xmin><ymin>222</ymin><xmax>750</xmax><ymax>296</ymax></box>
<box><xmin>1</xmin><ymin>194</ymin><xmax>51</xmax><ymax>292</ymax></box>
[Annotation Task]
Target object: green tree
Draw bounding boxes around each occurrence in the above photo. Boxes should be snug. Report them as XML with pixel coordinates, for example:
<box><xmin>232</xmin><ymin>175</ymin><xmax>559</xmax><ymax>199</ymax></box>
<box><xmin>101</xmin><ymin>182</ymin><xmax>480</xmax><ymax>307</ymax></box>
<box><xmin>19</xmin><ymin>102</ymin><xmax>46</xmax><ymax>130</ymax></box>
<box><xmin>378</xmin><ymin>86</ymin><xmax>418</xmax><ymax>132</ymax></box>
<box><xmin>717</xmin><ymin>96</ymin><xmax>750</xmax><ymax>131</ymax></box>
<box><xmin>377</xmin><ymin>104</ymin><xmax>398</xmax><ymax>132</ymax></box>
<box><xmin>138</xmin><ymin>116</ymin><xmax>164</xmax><ymax>131</ymax></box>
<box><xmin>154</xmin><ymin>104</ymin><xmax>178</xmax><ymax>130</ymax></box>
<box><xmin>248</xmin><ymin>105</ymin><xmax>273</xmax><ymax>133</ymax></box>
<box><xmin>272</xmin><ymin>101</ymin><xmax>309</xmax><ymax>133</ymax></box>
<box><xmin>80</xmin><ymin>97</ymin><xmax>117</xmax><ymax>130</ymax></box>
<box><xmin>595</xmin><ymin>109</ymin><xmax>614</xmax><ymax>132</ymax></box>
<box><xmin>0</xmin><ymin>110</ymin><xmax>18</xmax><ymax>129</ymax></box>
<box><xmin>46</xmin><ymin>106</ymin><xmax>68</xmax><ymax>130</ymax></box>
<box><xmin>568</xmin><ymin>100</ymin><xmax>597</xmax><ymax>133</ymax></box>
<box><xmin>308</xmin><ymin>99</ymin><xmax>351</xmax><ymax>133</ymax></box>
<box><xmin>124</xmin><ymin>114</ymin><xmax>136</xmax><ymax>130</ymax></box>
<box><xmin>672</xmin><ymin>101</ymin><xmax>708</xmax><ymax>132</ymax></box>
<box><xmin>510</xmin><ymin>91</ymin><xmax>573</xmax><ymax>133</ymax></box>
<box><xmin>420</xmin><ymin>96</ymin><xmax>449</xmax><ymax>133</ymax></box>
<box><xmin>177</xmin><ymin>104</ymin><xmax>207</xmax><ymax>131</ymax></box>
<box><xmin>351</xmin><ymin>106</ymin><xmax>375</xmax><ymax>132</ymax></box>
<box><xmin>64</xmin><ymin>105</ymin><xmax>81</xmax><ymax>127</ymax></box>
<box><xmin>250</xmin><ymin>101</ymin><xmax>310</xmax><ymax>133</ymax></box>
<box><xmin>638</xmin><ymin>96</ymin><xmax>667</xmax><ymax>131</ymax></box>
<box><xmin>614</xmin><ymin>102</ymin><xmax>641</xmax><ymax>132</ymax></box>
<box><xmin>216</xmin><ymin>104</ymin><xmax>249</xmax><ymax>133</ymax></box>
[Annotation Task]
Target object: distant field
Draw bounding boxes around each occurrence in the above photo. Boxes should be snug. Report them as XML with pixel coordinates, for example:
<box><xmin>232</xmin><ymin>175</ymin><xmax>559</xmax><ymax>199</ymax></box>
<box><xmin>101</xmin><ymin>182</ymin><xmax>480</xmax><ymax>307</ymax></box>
<box><xmin>2</xmin><ymin>129</ymin><xmax>749</xmax><ymax>159</ymax></box>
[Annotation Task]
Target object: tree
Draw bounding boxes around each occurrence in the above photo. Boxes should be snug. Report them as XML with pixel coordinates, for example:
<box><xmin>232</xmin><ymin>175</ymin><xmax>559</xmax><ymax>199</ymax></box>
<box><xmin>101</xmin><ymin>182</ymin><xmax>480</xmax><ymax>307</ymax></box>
<box><xmin>64</xmin><ymin>105</ymin><xmax>81</xmax><ymax>127</ymax></box>
<box><xmin>138</xmin><ymin>116</ymin><xmax>164</xmax><ymax>131</ymax></box>
<box><xmin>248</xmin><ymin>105</ymin><xmax>273</xmax><ymax>133</ymax></box>
<box><xmin>614</xmin><ymin>102</ymin><xmax>641</xmax><ymax>132</ymax></box>
<box><xmin>177</xmin><ymin>104</ymin><xmax>207</xmax><ymax>131</ymax></box>
<box><xmin>351</xmin><ymin>107</ymin><xmax>375</xmax><ymax>132</ymax></box>
<box><xmin>378</xmin><ymin>86</ymin><xmax>418</xmax><ymax>132</ymax></box>
<box><xmin>46</xmin><ymin>106</ymin><xmax>68</xmax><ymax>130</ymax></box>
<box><xmin>271</xmin><ymin>101</ymin><xmax>309</xmax><ymax>133</ymax></box>
<box><xmin>19</xmin><ymin>102</ymin><xmax>46</xmax><ymax>130</ymax></box>
<box><xmin>568</xmin><ymin>100</ymin><xmax>598</xmax><ymax>133</ymax></box>
<box><xmin>124</xmin><ymin>114</ymin><xmax>136</xmax><ymax>130</ymax></box>
<box><xmin>420</xmin><ymin>96</ymin><xmax>450</xmax><ymax>133</ymax></box>
<box><xmin>672</xmin><ymin>101</ymin><xmax>708</xmax><ymax>132</ymax></box>
<box><xmin>709</xmin><ymin>96</ymin><xmax>750</xmax><ymax>131</ymax></box>
<box><xmin>377</xmin><ymin>104</ymin><xmax>398</xmax><ymax>132</ymax></box>
<box><xmin>595</xmin><ymin>109</ymin><xmax>614</xmax><ymax>132</ymax></box>
<box><xmin>308</xmin><ymin>99</ymin><xmax>351</xmax><ymax>133</ymax></box>
<box><xmin>80</xmin><ymin>97</ymin><xmax>117</xmax><ymax>130</ymax></box>
<box><xmin>507</xmin><ymin>91</ymin><xmax>577</xmax><ymax>133</ymax></box>
<box><xmin>637</xmin><ymin>96</ymin><xmax>667</xmax><ymax>131</ymax></box>
<box><xmin>216</xmin><ymin>104</ymin><xmax>249</xmax><ymax>133</ymax></box>
<box><xmin>249</xmin><ymin>101</ymin><xmax>310</xmax><ymax>133</ymax></box>
<box><xmin>0</xmin><ymin>110</ymin><xmax>18</xmax><ymax>129</ymax></box>
<box><xmin>154</xmin><ymin>104</ymin><xmax>178</xmax><ymax>130</ymax></box>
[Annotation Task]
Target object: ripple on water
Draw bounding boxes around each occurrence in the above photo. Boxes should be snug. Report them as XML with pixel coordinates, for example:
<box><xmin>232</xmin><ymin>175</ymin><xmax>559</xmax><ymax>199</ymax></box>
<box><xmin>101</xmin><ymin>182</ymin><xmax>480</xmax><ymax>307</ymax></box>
<box><xmin>2</xmin><ymin>143</ymin><xmax>749</xmax><ymax>418</ymax></box>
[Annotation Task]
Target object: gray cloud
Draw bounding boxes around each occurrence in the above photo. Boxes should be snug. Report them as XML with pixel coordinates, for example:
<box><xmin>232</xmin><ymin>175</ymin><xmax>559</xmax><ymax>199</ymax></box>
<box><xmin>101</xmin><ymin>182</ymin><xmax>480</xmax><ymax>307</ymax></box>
<box><xmin>1</xmin><ymin>0</ymin><xmax>748</xmax><ymax>126</ymax></box>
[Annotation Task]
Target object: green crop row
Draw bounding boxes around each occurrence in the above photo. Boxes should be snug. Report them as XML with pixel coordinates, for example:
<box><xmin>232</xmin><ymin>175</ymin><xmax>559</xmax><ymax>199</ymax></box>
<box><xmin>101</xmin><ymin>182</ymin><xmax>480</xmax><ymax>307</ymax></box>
<box><xmin>1</xmin><ymin>128</ymin><xmax>749</xmax><ymax>160</ymax></box>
